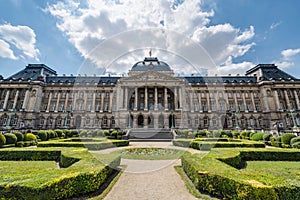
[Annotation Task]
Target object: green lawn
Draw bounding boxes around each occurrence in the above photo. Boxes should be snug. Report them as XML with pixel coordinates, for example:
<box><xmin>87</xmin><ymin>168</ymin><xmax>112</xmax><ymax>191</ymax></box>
<box><xmin>241</xmin><ymin>161</ymin><xmax>300</xmax><ymax>186</ymax></box>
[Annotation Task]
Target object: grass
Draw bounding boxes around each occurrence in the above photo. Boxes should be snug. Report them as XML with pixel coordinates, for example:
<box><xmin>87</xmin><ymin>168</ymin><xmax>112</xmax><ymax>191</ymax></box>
<box><xmin>240</xmin><ymin>161</ymin><xmax>300</xmax><ymax>186</ymax></box>
<box><xmin>174</xmin><ymin>166</ymin><xmax>219</xmax><ymax>200</ymax></box>
<box><xmin>113</xmin><ymin>147</ymin><xmax>187</xmax><ymax>160</ymax></box>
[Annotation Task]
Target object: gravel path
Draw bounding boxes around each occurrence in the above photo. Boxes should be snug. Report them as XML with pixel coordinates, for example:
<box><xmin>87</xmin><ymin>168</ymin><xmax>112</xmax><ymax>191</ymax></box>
<box><xmin>95</xmin><ymin>142</ymin><xmax>201</xmax><ymax>200</ymax></box>
<box><xmin>104</xmin><ymin>159</ymin><xmax>200</xmax><ymax>200</ymax></box>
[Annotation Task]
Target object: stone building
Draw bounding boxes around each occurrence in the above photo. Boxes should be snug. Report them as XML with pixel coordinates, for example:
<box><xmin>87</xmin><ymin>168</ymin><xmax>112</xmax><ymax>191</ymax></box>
<box><xmin>0</xmin><ymin>57</ymin><xmax>300</xmax><ymax>133</ymax></box>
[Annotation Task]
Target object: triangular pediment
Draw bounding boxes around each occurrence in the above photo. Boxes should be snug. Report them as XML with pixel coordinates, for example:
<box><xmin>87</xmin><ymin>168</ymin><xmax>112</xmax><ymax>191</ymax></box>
<box><xmin>121</xmin><ymin>70</ymin><xmax>181</xmax><ymax>82</ymax></box>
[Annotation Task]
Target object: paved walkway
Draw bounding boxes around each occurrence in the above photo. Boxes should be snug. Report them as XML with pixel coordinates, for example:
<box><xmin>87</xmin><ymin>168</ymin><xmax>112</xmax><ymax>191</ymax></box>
<box><xmin>93</xmin><ymin>142</ymin><xmax>201</xmax><ymax>200</ymax></box>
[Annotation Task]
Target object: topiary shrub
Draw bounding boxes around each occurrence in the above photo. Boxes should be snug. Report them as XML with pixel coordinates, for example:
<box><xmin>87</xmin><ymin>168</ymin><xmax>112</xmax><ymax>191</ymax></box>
<box><xmin>111</xmin><ymin>130</ymin><xmax>118</xmax><ymax>139</ymax></box>
<box><xmin>232</xmin><ymin>131</ymin><xmax>240</xmax><ymax>139</ymax></box>
<box><xmin>0</xmin><ymin>134</ymin><xmax>6</xmax><ymax>146</ymax></box>
<box><xmin>270</xmin><ymin>136</ymin><xmax>282</xmax><ymax>147</ymax></box>
<box><xmin>13</xmin><ymin>132</ymin><xmax>24</xmax><ymax>142</ymax></box>
<box><xmin>54</xmin><ymin>129</ymin><xmax>64</xmax><ymax>138</ymax></box>
<box><xmin>292</xmin><ymin>141</ymin><xmax>300</xmax><ymax>149</ymax></box>
<box><xmin>38</xmin><ymin>130</ymin><xmax>48</xmax><ymax>141</ymax></box>
<box><xmin>4</xmin><ymin>133</ymin><xmax>18</xmax><ymax>144</ymax></box>
<box><xmin>250</xmin><ymin>132</ymin><xmax>264</xmax><ymax>141</ymax></box>
<box><xmin>103</xmin><ymin>130</ymin><xmax>110</xmax><ymax>137</ymax></box>
<box><xmin>212</xmin><ymin>130</ymin><xmax>220</xmax><ymax>138</ymax></box>
<box><xmin>195</xmin><ymin>130</ymin><xmax>207</xmax><ymax>138</ymax></box>
<box><xmin>291</xmin><ymin>136</ymin><xmax>300</xmax><ymax>145</ymax></box>
<box><xmin>71</xmin><ymin>130</ymin><xmax>79</xmax><ymax>137</ymax></box>
<box><xmin>79</xmin><ymin>130</ymin><xmax>88</xmax><ymax>137</ymax></box>
<box><xmin>24</xmin><ymin>133</ymin><xmax>37</xmax><ymax>142</ymax></box>
<box><xmin>281</xmin><ymin>133</ymin><xmax>296</xmax><ymax>146</ymax></box>
<box><xmin>47</xmin><ymin>130</ymin><xmax>58</xmax><ymax>139</ymax></box>
<box><xmin>262</xmin><ymin>133</ymin><xmax>272</xmax><ymax>141</ymax></box>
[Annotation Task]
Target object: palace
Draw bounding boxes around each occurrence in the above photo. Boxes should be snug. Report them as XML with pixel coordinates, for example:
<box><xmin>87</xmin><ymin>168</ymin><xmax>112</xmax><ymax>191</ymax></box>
<box><xmin>1</xmin><ymin>56</ymin><xmax>300</xmax><ymax>133</ymax></box>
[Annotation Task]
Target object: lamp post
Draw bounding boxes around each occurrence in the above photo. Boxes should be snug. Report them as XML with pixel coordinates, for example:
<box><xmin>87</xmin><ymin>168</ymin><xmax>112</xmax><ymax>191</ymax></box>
<box><xmin>289</xmin><ymin>109</ymin><xmax>298</xmax><ymax>129</ymax></box>
<box><xmin>63</xmin><ymin>110</ymin><xmax>70</xmax><ymax>129</ymax></box>
<box><xmin>5</xmin><ymin>109</ymin><xmax>16</xmax><ymax>130</ymax></box>
<box><xmin>128</xmin><ymin>111</ymin><xmax>131</xmax><ymax>129</ymax></box>
<box><xmin>233</xmin><ymin>110</ymin><xmax>240</xmax><ymax>130</ymax></box>
<box><xmin>171</xmin><ymin>110</ymin><xmax>175</xmax><ymax>129</ymax></box>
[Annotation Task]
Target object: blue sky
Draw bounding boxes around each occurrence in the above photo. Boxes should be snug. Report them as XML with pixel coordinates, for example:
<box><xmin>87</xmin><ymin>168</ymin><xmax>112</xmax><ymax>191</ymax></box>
<box><xmin>0</xmin><ymin>0</ymin><xmax>300</xmax><ymax>78</ymax></box>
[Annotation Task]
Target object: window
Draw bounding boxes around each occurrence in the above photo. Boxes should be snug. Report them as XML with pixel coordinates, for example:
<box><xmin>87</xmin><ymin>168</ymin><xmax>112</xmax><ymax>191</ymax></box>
<box><xmin>195</xmin><ymin>118</ymin><xmax>199</xmax><ymax>125</ymax></box>
<box><xmin>255</xmin><ymin>102</ymin><xmax>261</xmax><ymax>111</ymax></box>
<box><xmin>209</xmin><ymin>92</ymin><xmax>214</xmax><ymax>98</ymax></box>
<box><xmin>140</xmin><ymin>103</ymin><xmax>144</xmax><ymax>110</ymax></box>
<box><xmin>236</xmin><ymin>92</ymin><xmax>241</xmax><ymax>98</ymax></box>
<box><xmin>97</xmin><ymin>92</ymin><xmax>101</xmax><ymax>98</ymax></box>
<box><xmin>59</xmin><ymin>103</ymin><xmax>64</xmax><ymax>111</ymax></box>
<box><xmin>149</xmin><ymin>93</ymin><xmax>153</xmax><ymax>98</ymax></box>
<box><xmin>238</xmin><ymin>102</ymin><xmax>243</xmax><ymax>111</ymax></box>
<box><xmin>96</xmin><ymin>104</ymin><xmax>100</xmax><ymax>111</ymax></box>
<box><xmin>246</xmin><ymin>102</ymin><xmax>252</xmax><ymax>111</ymax></box>
<box><xmin>62</xmin><ymin>92</ymin><xmax>66</xmax><ymax>98</ymax></box>
<box><xmin>68</xmin><ymin>104</ymin><xmax>73</xmax><ymax>111</ymax></box>
<box><xmin>229</xmin><ymin>102</ymin><xmax>234</xmax><ymax>110</ymax></box>
<box><xmin>56</xmin><ymin>117</ymin><xmax>62</xmax><ymax>125</ymax></box>
<box><xmin>212</xmin><ymin>118</ymin><xmax>217</xmax><ymax>126</ymax></box>
<box><xmin>245</xmin><ymin>92</ymin><xmax>249</xmax><ymax>98</ymax></box>
<box><xmin>253</xmin><ymin>92</ymin><xmax>258</xmax><ymax>98</ymax></box>
<box><xmin>211</xmin><ymin>101</ymin><xmax>216</xmax><ymax>111</ymax></box>
<box><xmin>218</xmin><ymin>92</ymin><xmax>223</xmax><ymax>98</ymax></box>
<box><xmin>194</xmin><ymin>103</ymin><xmax>199</xmax><ymax>111</ymax></box>
<box><xmin>43</xmin><ymin>104</ymin><xmax>47</xmax><ymax>111</ymax></box>
<box><xmin>54</xmin><ymin>92</ymin><xmax>58</xmax><ymax>98</ymax></box>
<box><xmin>204</xmin><ymin>117</ymin><xmax>208</xmax><ymax>126</ymax></box>
<box><xmin>201</xmin><ymin>92</ymin><xmax>206</xmax><ymax>98</ymax></box>
<box><xmin>202</xmin><ymin>102</ymin><xmax>207</xmax><ymax>111</ymax></box>
<box><xmin>87</xmin><ymin>104</ymin><xmax>92</xmax><ymax>111</ymax></box>
<box><xmin>250</xmin><ymin>118</ymin><xmax>255</xmax><ymax>126</ymax></box>
<box><xmin>104</xmin><ymin>103</ymin><xmax>108</xmax><ymax>111</ymax></box>
<box><xmin>79</xmin><ymin>92</ymin><xmax>84</xmax><ymax>98</ymax></box>
<box><xmin>40</xmin><ymin>118</ymin><xmax>44</xmax><ymax>126</ymax></box>
<box><xmin>51</xmin><ymin>103</ymin><xmax>56</xmax><ymax>111</ymax></box>
<box><xmin>105</xmin><ymin>92</ymin><xmax>110</xmax><ymax>97</ymax></box>
<box><xmin>103</xmin><ymin>117</ymin><xmax>107</xmax><ymax>125</ymax></box>
<box><xmin>140</xmin><ymin>93</ymin><xmax>144</xmax><ymax>98</ymax></box>
<box><xmin>85</xmin><ymin>117</ymin><xmax>90</xmax><ymax>125</ymax></box>
<box><xmin>88</xmin><ymin>92</ymin><xmax>93</xmax><ymax>98</ymax></box>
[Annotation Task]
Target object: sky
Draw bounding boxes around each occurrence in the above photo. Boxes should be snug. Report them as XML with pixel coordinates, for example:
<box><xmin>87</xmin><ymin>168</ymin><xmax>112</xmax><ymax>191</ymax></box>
<box><xmin>1</xmin><ymin>0</ymin><xmax>300</xmax><ymax>78</ymax></box>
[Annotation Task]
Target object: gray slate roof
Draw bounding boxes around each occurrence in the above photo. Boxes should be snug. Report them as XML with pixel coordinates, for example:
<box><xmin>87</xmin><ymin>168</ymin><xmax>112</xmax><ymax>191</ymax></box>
<box><xmin>131</xmin><ymin>57</ymin><xmax>171</xmax><ymax>71</ymax></box>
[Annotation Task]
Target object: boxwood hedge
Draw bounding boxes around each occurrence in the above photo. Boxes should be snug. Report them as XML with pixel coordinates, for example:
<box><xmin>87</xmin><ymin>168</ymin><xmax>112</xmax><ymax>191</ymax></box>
<box><xmin>0</xmin><ymin>148</ymin><xmax>121</xmax><ymax>199</ymax></box>
<box><xmin>182</xmin><ymin>148</ymin><xmax>300</xmax><ymax>199</ymax></box>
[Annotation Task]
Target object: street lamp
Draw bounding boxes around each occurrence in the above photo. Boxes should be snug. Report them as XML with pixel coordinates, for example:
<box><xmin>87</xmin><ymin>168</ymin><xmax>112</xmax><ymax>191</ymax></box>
<box><xmin>128</xmin><ymin>111</ymin><xmax>131</xmax><ymax>129</ymax></box>
<box><xmin>6</xmin><ymin>109</ymin><xmax>16</xmax><ymax>130</ymax></box>
<box><xmin>63</xmin><ymin>110</ymin><xmax>71</xmax><ymax>129</ymax></box>
<box><xmin>289</xmin><ymin>109</ymin><xmax>298</xmax><ymax>129</ymax></box>
<box><xmin>171</xmin><ymin>110</ymin><xmax>175</xmax><ymax>129</ymax></box>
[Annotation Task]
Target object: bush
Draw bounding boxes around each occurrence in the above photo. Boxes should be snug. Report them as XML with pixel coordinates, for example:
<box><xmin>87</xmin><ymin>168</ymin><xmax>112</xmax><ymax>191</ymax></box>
<box><xmin>103</xmin><ymin>130</ymin><xmax>110</xmax><ymax>137</ymax></box>
<box><xmin>281</xmin><ymin>133</ymin><xmax>296</xmax><ymax>146</ymax></box>
<box><xmin>0</xmin><ymin>134</ymin><xmax>6</xmax><ymax>146</ymax></box>
<box><xmin>38</xmin><ymin>130</ymin><xmax>48</xmax><ymax>141</ymax></box>
<box><xmin>13</xmin><ymin>132</ymin><xmax>24</xmax><ymax>142</ymax></box>
<box><xmin>270</xmin><ymin>136</ymin><xmax>282</xmax><ymax>147</ymax></box>
<box><xmin>54</xmin><ymin>129</ymin><xmax>64</xmax><ymax>138</ymax></box>
<box><xmin>232</xmin><ymin>131</ymin><xmax>240</xmax><ymax>138</ymax></box>
<box><xmin>195</xmin><ymin>130</ymin><xmax>207</xmax><ymax>137</ymax></box>
<box><xmin>47</xmin><ymin>130</ymin><xmax>58</xmax><ymax>139</ymax></box>
<box><xmin>292</xmin><ymin>141</ymin><xmax>300</xmax><ymax>149</ymax></box>
<box><xmin>111</xmin><ymin>130</ymin><xmax>118</xmax><ymax>139</ymax></box>
<box><xmin>291</xmin><ymin>136</ymin><xmax>300</xmax><ymax>145</ymax></box>
<box><xmin>251</xmin><ymin>132</ymin><xmax>264</xmax><ymax>141</ymax></box>
<box><xmin>262</xmin><ymin>133</ymin><xmax>272</xmax><ymax>141</ymax></box>
<box><xmin>79</xmin><ymin>130</ymin><xmax>88</xmax><ymax>137</ymax></box>
<box><xmin>212</xmin><ymin>130</ymin><xmax>220</xmax><ymax>138</ymax></box>
<box><xmin>24</xmin><ymin>133</ymin><xmax>37</xmax><ymax>142</ymax></box>
<box><xmin>4</xmin><ymin>133</ymin><xmax>18</xmax><ymax>144</ymax></box>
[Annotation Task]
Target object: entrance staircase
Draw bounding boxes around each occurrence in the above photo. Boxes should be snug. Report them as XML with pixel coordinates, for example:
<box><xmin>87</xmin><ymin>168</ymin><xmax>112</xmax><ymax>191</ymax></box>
<box><xmin>127</xmin><ymin>128</ymin><xmax>174</xmax><ymax>142</ymax></box>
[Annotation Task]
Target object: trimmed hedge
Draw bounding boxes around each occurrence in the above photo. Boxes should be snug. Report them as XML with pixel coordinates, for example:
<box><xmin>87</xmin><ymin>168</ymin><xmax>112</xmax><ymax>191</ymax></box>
<box><xmin>291</xmin><ymin>136</ymin><xmax>300</xmax><ymax>145</ymax></box>
<box><xmin>38</xmin><ymin>130</ymin><xmax>48</xmax><ymax>141</ymax></box>
<box><xmin>189</xmin><ymin>141</ymin><xmax>265</xmax><ymax>150</ymax></box>
<box><xmin>292</xmin><ymin>142</ymin><xmax>300</xmax><ymax>149</ymax></box>
<box><xmin>281</xmin><ymin>133</ymin><xmax>296</xmax><ymax>146</ymax></box>
<box><xmin>4</xmin><ymin>133</ymin><xmax>17</xmax><ymax>145</ymax></box>
<box><xmin>13</xmin><ymin>132</ymin><xmax>24</xmax><ymax>142</ymax></box>
<box><xmin>24</xmin><ymin>133</ymin><xmax>37</xmax><ymax>141</ymax></box>
<box><xmin>250</xmin><ymin>132</ymin><xmax>264</xmax><ymax>141</ymax></box>
<box><xmin>0</xmin><ymin>148</ymin><xmax>121</xmax><ymax>199</ymax></box>
<box><xmin>182</xmin><ymin>149</ymin><xmax>300</xmax><ymax>199</ymax></box>
<box><xmin>38</xmin><ymin>139</ymin><xmax>129</xmax><ymax>150</ymax></box>
<box><xmin>0</xmin><ymin>134</ymin><xmax>6</xmax><ymax>146</ymax></box>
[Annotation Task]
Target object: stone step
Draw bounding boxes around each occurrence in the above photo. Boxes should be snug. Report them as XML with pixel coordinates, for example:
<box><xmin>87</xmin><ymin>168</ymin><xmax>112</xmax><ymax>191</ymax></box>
<box><xmin>129</xmin><ymin>128</ymin><xmax>174</xmax><ymax>140</ymax></box>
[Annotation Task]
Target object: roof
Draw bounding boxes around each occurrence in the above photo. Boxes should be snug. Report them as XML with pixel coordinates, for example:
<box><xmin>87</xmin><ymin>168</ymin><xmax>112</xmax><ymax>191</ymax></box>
<box><xmin>184</xmin><ymin>76</ymin><xmax>257</xmax><ymax>84</ymax></box>
<box><xmin>246</xmin><ymin>64</ymin><xmax>298</xmax><ymax>81</ymax></box>
<box><xmin>131</xmin><ymin>57</ymin><xmax>171</xmax><ymax>71</ymax></box>
<box><xmin>45</xmin><ymin>76</ymin><xmax>120</xmax><ymax>84</ymax></box>
<box><xmin>5</xmin><ymin>64</ymin><xmax>57</xmax><ymax>81</ymax></box>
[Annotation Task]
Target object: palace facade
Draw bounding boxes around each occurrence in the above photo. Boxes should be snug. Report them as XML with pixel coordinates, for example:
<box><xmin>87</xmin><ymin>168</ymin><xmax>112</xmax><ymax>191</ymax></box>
<box><xmin>1</xmin><ymin>57</ymin><xmax>300</xmax><ymax>132</ymax></box>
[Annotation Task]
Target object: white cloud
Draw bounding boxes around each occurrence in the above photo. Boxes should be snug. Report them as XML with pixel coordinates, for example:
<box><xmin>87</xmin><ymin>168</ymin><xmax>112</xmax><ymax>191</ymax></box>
<box><xmin>46</xmin><ymin>0</ymin><xmax>255</xmax><ymax>75</ymax></box>
<box><xmin>0</xmin><ymin>39</ymin><xmax>18</xmax><ymax>60</ymax></box>
<box><xmin>0</xmin><ymin>23</ymin><xmax>40</xmax><ymax>61</ymax></box>
<box><xmin>281</xmin><ymin>48</ymin><xmax>300</xmax><ymax>60</ymax></box>
<box><xmin>276</xmin><ymin>61</ymin><xmax>294</xmax><ymax>69</ymax></box>
<box><xmin>217</xmin><ymin>61</ymin><xmax>254</xmax><ymax>76</ymax></box>
<box><xmin>270</xmin><ymin>21</ymin><xmax>282</xmax><ymax>30</ymax></box>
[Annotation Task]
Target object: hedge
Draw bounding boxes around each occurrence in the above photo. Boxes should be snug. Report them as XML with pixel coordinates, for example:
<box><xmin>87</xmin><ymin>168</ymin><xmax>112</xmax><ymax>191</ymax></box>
<box><xmin>4</xmin><ymin>133</ymin><xmax>17</xmax><ymax>145</ymax></box>
<box><xmin>189</xmin><ymin>141</ymin><xmax>265</xmax><ymax>150</ymax></box>
<box><xmin>281</xmin><ymin>133</ymin><xmax>296</xmax><ymax>146</ymax></box>
<box><xmin>291</xmin><ymin>136</ymin><xmax>300</xmax><ymax>145</ymax></box>
<box><xmin>38</xmin><ymin>139</ymin><xmax>129</xmax><ymax>150</ymax></box>
<box><xmin>182</xmin><ymin>149</ymin><xmax>300</xmax><ymax>199</ymax></box>
<box><xmin>0</xmin><ymin>148</ymin><xmax>121</xmax><ymax>199</ymax></box>
<box><xmin>0</xmin><ymin>134</ymin><xmax>6</xmax><ymax>146</ymax></box>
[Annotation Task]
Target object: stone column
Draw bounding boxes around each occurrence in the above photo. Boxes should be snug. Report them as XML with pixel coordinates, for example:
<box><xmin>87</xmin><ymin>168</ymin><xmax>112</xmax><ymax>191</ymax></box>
<box><xmin>284</xmin><ymin>90</ymin><xmax>291</xmax><ymax>109</ymax></box>
<box><xmin>294</xmin><ymin>90</ymin><xmax>300</xmax><ymax>110</ymax></box>
<box><xmin>144</xmin><ymin>87</ymin><xmax>148</xmax><ymax>111</ymax></box>
<box><xmin>206</xmin><ymin>92</ymin><xmax>211</xmax><ymax>112</ymax></box>
<box><xmin>22</xmin><ymin>89</ymin><xmax>30</xmax><ymax>110</ymax></box>
<box><xmin>83</xmin><ymin>91</ymin><xmax>87</xmax><ymax>111</ymax></box>
<box><xmin>13</xmin><ymin>90</ymin><xmax>19</xmax><ymax>109</ymax></box>
<box><xmin>91</xmin><ymin>90</ymin><xmax>96</xmax><ymax>112</ymax></box>
<box><xmin>174</xmin><ymin>87</ymin><xmax>178</xmax><ymax>110</ymax></box>
<box><xmin>189</xmin><ymin>90</ymin><xmax>194</xmax><ymax>112</ymax></box>
<box><xmin>262</xmin><ymin>88</ymin><xmax>270</xmax><ymax>112</ymax></box>
<box><xmin>154</xmin><ymin>87</ymin><xmax>158</xmax><ymax>110</ymax></box>
<box><xmin>198</xmin><ymin>92</ymin><xmax>202</xmax><ymax>113</ymax></box>
<box><xmin>100</xmin><ymin>91</ymin><xmax>105</xmax><ymax>112</ymax></box>
<box><xmin>164</xmin><ymin>87</ymin><xmax>168</xmax><ymax>111</ymax></box>
<box><xmin>178</xmin><ymin>87</ymin><xmax>182</xmax><ymax>109</ymax></box>
<box><xmin>3</xmin><ymin>90</ymin><xmax>10</xmax><ymax>110</ymax></box>
<box><xmin>72</xmin><ymin>91</ymin><xmax>77</xmax><ymax>111</ymax></box>
<box><xmin>64</xmin><ymin>91</ymin><xmax>69</xmax><ymax>111</ymax></box>
<box><xmin>250</xmin><ymin>91</ymin><xmax>256</xmax><ymax>112</ymax></box>
<box><xmin>46</xmin><ymin>92</ymin><xmax>52</xmax><ymax>112</ymax></box>
<box><xmin>55</xmin><ymin>92</ymin><xmax>61</xmax><ymax>112</ymax></box>
<box><xmin>124</xmin><ymin>87</ymin><xmax>128</xmax><ymax>110</ymax></box>
<box><xmin>242</xmin><ymin>92</ymin><xmax>247</xmax><ymax>112</ymax></box>
<box><xmin>273</xmin><ymin>90</ymin><xmax>280</xmax><ymax>110</ymax></box>
<box><xmin>233</xmin><ymin>91</ymin><xmax>238</xmax><ymax>111</ymax></box>
<box><xmin>134</xmin><ymin>87</ymin><xmax>138</xmax><ymax>111</ymax></box>
<box><xmin>109</xmin><ymin>91</ymin><xmax>113</xmax><ymax>112</ymax></box>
